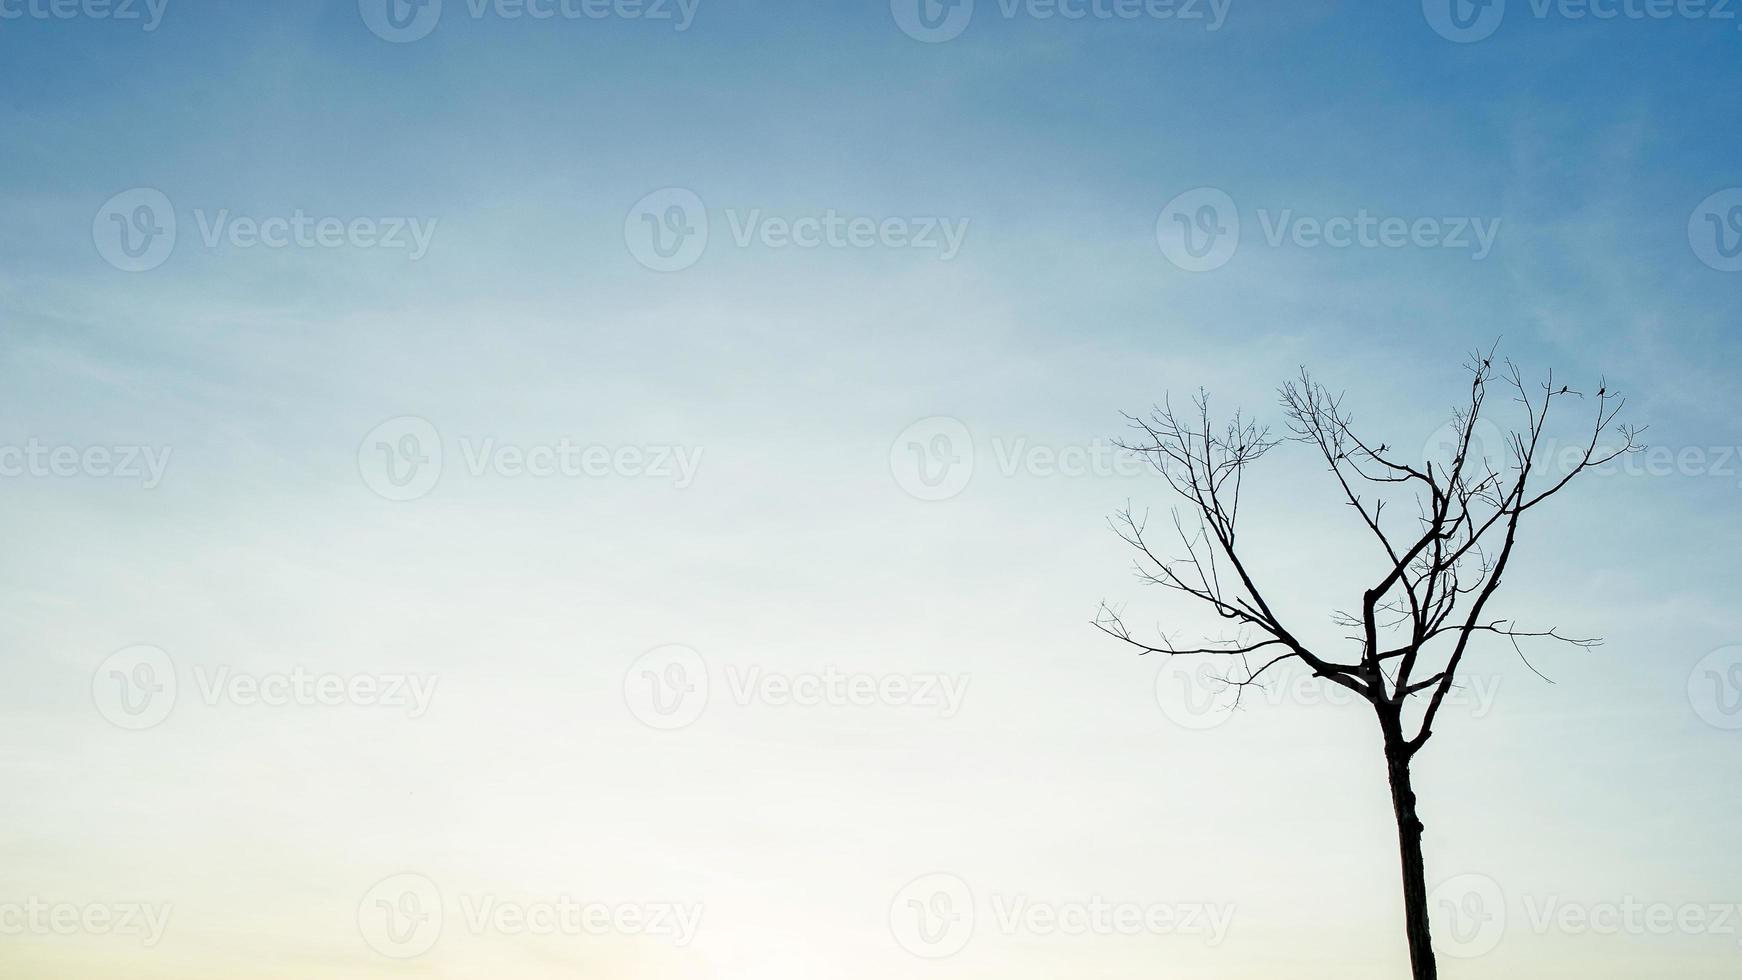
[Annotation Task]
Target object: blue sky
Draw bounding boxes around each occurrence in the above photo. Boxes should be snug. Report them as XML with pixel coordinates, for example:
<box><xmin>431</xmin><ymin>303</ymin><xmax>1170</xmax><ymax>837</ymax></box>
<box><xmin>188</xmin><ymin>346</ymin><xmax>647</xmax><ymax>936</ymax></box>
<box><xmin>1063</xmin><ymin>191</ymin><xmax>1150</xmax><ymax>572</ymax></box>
<box><xmin>2</xmin><ymin>2</ymin><xmax>1740</xmax><ymax>978</ymax></box>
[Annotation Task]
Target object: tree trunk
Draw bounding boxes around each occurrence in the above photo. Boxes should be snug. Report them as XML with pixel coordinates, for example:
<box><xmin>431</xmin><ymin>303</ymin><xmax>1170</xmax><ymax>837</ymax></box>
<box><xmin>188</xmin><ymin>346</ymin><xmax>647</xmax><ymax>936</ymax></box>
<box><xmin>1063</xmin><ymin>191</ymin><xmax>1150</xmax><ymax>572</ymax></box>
<box><xmin>1381</xmin><ymin>711</ymin><xmax>1437</xmax><ymax>980</ymax></box>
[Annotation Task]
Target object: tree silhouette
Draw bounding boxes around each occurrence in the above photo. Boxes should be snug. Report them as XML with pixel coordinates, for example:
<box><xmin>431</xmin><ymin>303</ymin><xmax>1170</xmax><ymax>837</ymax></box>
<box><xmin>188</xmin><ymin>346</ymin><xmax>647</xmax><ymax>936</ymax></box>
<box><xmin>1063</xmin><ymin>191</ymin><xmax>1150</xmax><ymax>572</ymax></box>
<box><xmin>1095</xmin><ymin>349</ymin><xmax>1640</xmax><ymax>979</ymax></box>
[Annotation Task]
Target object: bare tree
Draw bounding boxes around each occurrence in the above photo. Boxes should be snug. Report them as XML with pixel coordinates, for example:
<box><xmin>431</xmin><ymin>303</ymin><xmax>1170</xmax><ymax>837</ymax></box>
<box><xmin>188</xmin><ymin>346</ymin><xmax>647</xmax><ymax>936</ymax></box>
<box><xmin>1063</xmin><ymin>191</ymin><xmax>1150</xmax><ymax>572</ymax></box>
<box><xmin>1095</xmin><ymin>349</ymin><xmax>1640</xmax><ymax>980</ymax></box>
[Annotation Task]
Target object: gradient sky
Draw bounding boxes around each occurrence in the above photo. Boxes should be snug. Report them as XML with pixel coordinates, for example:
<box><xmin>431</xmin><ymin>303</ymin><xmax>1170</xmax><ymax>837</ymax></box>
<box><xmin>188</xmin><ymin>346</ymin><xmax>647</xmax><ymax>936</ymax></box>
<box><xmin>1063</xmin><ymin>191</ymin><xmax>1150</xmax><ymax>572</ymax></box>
<box><xmin>2</xmin><ymin>1</ymin><xmax>1739</xmax><ymax>977</ymax></box>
